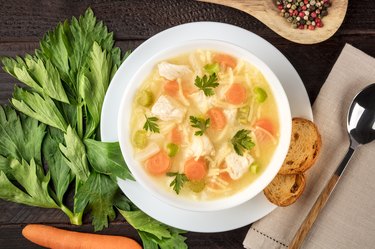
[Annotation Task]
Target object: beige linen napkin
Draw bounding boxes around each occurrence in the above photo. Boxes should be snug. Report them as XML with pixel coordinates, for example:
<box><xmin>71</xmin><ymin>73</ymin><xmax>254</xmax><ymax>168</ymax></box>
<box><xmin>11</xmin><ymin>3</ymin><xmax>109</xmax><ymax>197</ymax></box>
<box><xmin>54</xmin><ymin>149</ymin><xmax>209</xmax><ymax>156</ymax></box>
<box><xmin>243</xmin><ymin>44</ymin><xmax>375</xmax><ymax>249</ymax></box>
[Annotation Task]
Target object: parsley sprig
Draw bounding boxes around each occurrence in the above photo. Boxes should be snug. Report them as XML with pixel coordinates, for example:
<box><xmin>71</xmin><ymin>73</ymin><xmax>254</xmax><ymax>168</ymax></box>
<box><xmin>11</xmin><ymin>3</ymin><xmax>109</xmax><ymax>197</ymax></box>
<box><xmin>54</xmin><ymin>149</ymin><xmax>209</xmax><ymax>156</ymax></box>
<box><xmin>189</xmin><ymin>116</ymin><xmax>210</xmax><ymax>136</ymax></box>
<box><xmin>231</xmin><ymin>129</ymin><xmax>255</xmax><ymax>156</ymax></box>
<box><xmin>143</xmin><ymin>115</ymin><xmax>160</xmax><ymax>133</ymax></box>
<box><xmin>167</xmin><ymin>172</ymin><xmax>189</xmax><ymax>194</ymax></box>
<box><xmin>194</xmin><ymin>73</ymin><xmax>219</xmax><ymax>96</ymax></box>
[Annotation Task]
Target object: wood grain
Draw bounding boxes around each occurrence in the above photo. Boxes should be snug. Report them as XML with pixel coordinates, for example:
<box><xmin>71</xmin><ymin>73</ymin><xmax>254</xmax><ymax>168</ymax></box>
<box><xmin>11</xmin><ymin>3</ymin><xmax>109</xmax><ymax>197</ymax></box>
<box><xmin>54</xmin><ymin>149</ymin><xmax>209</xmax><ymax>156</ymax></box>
<box><xmin>200</xmin><ymin>0</ymin><xmax>348</xmax><ymax>44</ymax></box>
<box><xmin>0</xmin><ymin>0</ymin><xmax>375</xmax><ymax>248</ymax></box>
<box><xmin>289</xmin><ymin>175</ymin><xmax>339</xmax><ymax>249</ymax></box>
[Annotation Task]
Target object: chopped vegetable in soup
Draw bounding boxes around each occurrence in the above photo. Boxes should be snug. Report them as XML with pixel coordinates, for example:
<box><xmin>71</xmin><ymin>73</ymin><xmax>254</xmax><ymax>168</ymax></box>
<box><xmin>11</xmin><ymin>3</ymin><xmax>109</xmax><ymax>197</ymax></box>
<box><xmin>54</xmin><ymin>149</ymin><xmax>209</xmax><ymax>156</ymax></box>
<box><xmin>129</xmin><ymin>50</ymin><xmax>279</xmax><ymax>200</ymax></box>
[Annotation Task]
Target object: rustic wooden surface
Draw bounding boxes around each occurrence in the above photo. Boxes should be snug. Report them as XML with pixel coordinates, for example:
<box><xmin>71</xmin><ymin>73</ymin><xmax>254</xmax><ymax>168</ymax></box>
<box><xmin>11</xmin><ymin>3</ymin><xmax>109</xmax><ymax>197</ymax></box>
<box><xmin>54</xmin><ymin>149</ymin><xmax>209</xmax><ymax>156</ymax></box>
<box><xmin>0</xmin><ymin>0</ymin><xmax>374</xmax><ymax>248</ymax></box>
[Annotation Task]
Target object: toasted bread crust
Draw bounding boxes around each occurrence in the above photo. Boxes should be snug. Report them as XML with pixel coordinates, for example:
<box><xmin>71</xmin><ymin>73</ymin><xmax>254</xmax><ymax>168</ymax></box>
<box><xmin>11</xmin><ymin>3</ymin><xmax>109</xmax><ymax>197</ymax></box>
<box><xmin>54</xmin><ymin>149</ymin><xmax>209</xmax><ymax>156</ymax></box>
<box><xmin>279</xmin><ymin>118</ymin><xmax>322</xmax><ymax>174</ymax></box>
<box><xmin>264</xmin><ymin>174</ymin><xmax>306</xmax><ymax>207</ymax></box>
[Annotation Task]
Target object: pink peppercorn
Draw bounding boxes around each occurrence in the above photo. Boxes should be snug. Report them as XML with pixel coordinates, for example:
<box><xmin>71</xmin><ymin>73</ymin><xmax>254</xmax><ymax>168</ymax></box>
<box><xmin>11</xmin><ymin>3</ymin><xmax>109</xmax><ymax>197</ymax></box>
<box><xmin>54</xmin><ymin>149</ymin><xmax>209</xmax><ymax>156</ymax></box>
<box><xmin>304</xmin><ymin>0</ymin><xmax>309</xmax><ymax>4</ymax></box>
<box><xmin>316</xmin><ymin>21</ymin><xmax>324</xmax><ymax>27</ymax></box>
<box><xmin>299</xmin><ymin>12</ymin><xmax>305</xmax><ymax>17</ymax></box>
<box><xmin>311</xmin><ymin>12</ymin><xmax>317</xmax><ymax>18</ymax></box>
<box><xmin>302</xmin><ymin>5</ymin><xmax>307</xmax><ymax>10</ymax></box>
<box><xmin>308</xmin><ymin>25</ymin><xmax>315</xmax><ymax>30</ymax></box>
<box><xmin>278</xmin><ymin>4</ymin><xmax>283</xmax><ymax>10</ymax></box>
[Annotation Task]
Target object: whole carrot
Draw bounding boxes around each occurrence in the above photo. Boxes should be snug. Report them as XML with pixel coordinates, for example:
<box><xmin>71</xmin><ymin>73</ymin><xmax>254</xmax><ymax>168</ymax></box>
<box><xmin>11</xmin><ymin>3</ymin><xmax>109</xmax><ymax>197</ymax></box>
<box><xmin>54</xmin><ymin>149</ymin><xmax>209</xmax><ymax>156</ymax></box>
<box><xmin>22</xmin><ymin>224</ymin><xmax>142</xmax><ymax>249</ymax></box>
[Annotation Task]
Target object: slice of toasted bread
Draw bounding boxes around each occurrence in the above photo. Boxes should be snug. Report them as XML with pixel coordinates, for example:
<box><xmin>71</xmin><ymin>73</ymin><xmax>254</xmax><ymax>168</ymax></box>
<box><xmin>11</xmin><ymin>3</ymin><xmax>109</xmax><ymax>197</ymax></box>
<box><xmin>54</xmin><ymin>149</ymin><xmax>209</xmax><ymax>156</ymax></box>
<box><xmin>264</xmin><ymin>174</ymin><xmax>306</xmax><ymax>207</ymax></box>
<box><xmin>279</xmin><ymin>118</ymin><xmax>322</xmax><ymax>175</ymax></box>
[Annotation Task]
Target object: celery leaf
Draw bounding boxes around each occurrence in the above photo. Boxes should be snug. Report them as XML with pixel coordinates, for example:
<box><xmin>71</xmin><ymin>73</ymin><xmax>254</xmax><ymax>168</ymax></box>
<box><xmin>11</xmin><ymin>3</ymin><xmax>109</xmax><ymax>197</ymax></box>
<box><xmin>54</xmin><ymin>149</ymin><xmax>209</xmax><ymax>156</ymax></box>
<box><xmin>84</xmin><ymin>139</ymin><xmax>133</xmax><ymax>181</ymax></box>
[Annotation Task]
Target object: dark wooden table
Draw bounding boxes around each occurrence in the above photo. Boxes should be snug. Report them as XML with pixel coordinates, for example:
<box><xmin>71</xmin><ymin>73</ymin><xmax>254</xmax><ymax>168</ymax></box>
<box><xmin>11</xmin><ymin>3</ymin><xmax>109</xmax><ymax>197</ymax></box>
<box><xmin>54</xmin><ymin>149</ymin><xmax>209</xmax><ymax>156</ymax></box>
<box><xmin>0</xmin><ymin>1</ymin><xmax>374</xmax><ymax>248</ymax></box>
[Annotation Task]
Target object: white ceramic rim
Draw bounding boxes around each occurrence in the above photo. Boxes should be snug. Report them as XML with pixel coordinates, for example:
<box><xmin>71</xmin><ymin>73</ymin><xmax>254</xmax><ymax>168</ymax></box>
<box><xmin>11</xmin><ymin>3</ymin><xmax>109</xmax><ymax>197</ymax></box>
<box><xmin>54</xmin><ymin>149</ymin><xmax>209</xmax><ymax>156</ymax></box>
<box><xmin>117</xmin><ymin>39</ymin><xmax>292</xmax><ymax>212</ymax></box>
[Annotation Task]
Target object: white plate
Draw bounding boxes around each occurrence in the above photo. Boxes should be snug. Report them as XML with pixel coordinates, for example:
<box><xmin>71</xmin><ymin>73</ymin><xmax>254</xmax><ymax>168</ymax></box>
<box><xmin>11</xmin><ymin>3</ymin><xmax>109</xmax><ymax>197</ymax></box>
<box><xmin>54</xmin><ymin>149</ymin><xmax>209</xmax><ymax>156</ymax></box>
<box><xmin>101</xmin><ymin>22</ymin><xmax>312</xmax><ymax>233</ymax></box>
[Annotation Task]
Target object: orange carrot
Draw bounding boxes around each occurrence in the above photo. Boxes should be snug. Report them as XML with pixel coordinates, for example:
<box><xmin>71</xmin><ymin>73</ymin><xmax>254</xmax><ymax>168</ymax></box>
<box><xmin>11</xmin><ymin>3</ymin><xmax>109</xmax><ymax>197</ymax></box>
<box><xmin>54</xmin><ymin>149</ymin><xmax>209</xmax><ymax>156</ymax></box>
<box><xmin>213</xmin><ymin>54</ymin><xmax>237</xmax><ymax>68</ymax></box>
<box><xmin>146</xmin><ymin>150</ymin><xmax>171</xmax><ymax>175</ymax></box>
<box><xmin>219</xmin><ymin>163</ymin><xmax>232</xmax><ymax>182</ymax></box>
<box><xmin>164</xmin><ymin>80</ymin><xmax>179</xmax><ymax>97</ymax></box>
<box><xmin>184</xmin><ymin>157</ymin><xmax>207</xmax><ymax>181</ymax></box>
<box><xmin>207</xmin><ymin>107</ymin><xmax>227</xmax><ymax>130</ymax></box>
<box><xmin>22</xmin><ymin>224</ymin><xmax>142</xmax><ymax>249</ymax></box>
<box><xmin>170</xmin><ymin>126</ymin><xmax>182</xmax><ymax>145</ymax></box>
<box><xmin>255</xmin><ymin>118</ymin><xmax>275</xmax><ymax>135</ymax></box>
<box><xmin>225</xmin><ymin>83</ymin><xmax>247</xmax><ymax>105</ymax></box>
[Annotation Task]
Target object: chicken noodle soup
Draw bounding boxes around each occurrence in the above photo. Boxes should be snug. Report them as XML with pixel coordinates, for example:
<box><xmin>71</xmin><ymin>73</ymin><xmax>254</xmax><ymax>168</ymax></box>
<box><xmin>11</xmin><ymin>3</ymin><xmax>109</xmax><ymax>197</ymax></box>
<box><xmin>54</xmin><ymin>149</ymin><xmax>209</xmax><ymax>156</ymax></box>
<box><xmin>129</xmin><ymin>50</ymin><xmax>279</xmax><ymax>200</ymax></box>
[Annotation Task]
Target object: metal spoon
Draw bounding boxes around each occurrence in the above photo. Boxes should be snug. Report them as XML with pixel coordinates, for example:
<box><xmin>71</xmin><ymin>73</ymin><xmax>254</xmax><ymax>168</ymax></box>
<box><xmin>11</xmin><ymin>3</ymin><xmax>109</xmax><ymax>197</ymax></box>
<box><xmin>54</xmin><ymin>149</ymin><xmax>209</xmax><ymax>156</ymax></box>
<box><xmin>289</xmin><ymin>83</ymin><xmax>375</xmax><ymax>249</ymax></box>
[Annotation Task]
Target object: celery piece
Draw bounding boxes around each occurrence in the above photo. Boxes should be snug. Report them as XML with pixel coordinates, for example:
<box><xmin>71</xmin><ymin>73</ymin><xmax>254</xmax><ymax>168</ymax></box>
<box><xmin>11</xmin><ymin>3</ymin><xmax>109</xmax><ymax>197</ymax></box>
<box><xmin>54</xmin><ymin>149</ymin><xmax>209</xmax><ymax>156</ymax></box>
<box><xmin>133</xmin><ymin>130</ymin><xmax>148</xmax><ymax>149</ymax></box>
<box><xmin>250</xmin><ymin>163</ymin><xmax>259</xmax><ymax>174</ymax></box>
<box><xmin>254</xmin><ymin>87</ymin><xmax>268</xmax><ymax>103</ymax></box>
<box><xmin>166</xmin><ymin>143</ymin><xmax>179</xmax><ymax>157</ymax></box>
<box><xmin>137</xmin><ymin>90</ymin><xmax>154</xmax><ymax>107</ymax></box>
<box><xmin>204</xmin><ymin>63</ymin><xmax>220</xmax><ymax>75</ymax></box>
<box><xmin>188</xmin><ymin>180</ymin><xmax>205</xmax><ymax>193</ymax></box>
<box><xmin>237</xmin><ymin>105</ymin><xmax>250</xmax><ymax>124</ymax></box>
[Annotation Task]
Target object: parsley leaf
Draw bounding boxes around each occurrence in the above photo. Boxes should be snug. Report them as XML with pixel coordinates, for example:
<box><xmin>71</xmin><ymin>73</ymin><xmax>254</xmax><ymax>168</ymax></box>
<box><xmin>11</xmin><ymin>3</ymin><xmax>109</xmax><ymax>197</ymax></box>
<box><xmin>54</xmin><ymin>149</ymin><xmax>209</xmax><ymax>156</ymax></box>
<box><xmin>189</xmin><ymin>116</ymin><xmax>210</xmax><ymax>136</ymax></box>
<box><xmin>167</xmin><ymin>172</ymin><xmax>189</xmax><ymax>194</ymax></box>
<box><xmin>143</xmin><ymin>115</ymin><xmax>160</xmax><ymax>133</ymax></box>
<box><xmin>231</xmin><ymin>129</ymin><xmax>255</xmax><ymax>156</ymax></box>
<box><xmin>194</xmin><ymin>73</ymin><xmax>219</xmax><ymax>96</ymax></box>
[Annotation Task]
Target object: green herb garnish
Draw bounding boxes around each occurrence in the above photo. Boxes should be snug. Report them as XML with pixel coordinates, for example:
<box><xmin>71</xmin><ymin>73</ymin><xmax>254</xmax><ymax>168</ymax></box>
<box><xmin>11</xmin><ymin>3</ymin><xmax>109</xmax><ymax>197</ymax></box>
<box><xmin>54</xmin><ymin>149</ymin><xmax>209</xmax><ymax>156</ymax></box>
<box><xmin>231</xmin><ymin>129</ymin><xmax>255</xmax><ymax>156</ymax></box>
<box><xmin>167</xmin><ymin>172</ymin><xmax>189</xmax><ymax>194</ymax></box>
<box><xmin>189</xmin><ymin>116</ymin><xmax>210</xmax><ymax>136</ymax></box>
<box><xmin>143</xmin><ymin>115</ymin><xmax>160</xmax><ymax>133</ymax></box>
<box><xmin>194</xmin><ymin>73</ymin><xmax>219</xmax><ymax>96</ymax></box>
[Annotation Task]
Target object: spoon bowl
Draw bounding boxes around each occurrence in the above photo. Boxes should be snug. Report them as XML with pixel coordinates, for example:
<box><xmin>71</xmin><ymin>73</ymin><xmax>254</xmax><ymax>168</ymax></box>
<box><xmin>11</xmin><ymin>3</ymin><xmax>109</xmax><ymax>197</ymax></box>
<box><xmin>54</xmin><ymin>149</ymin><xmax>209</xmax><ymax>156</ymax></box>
<box><xmin>199</xmin><ymin>0</ymin><xmax>348</xmax><ymax>44</ymax></box>
<box><xmin>348</xmin><ymin>83</ymin><xmax>375</xmax><ymax>147</ymax></box>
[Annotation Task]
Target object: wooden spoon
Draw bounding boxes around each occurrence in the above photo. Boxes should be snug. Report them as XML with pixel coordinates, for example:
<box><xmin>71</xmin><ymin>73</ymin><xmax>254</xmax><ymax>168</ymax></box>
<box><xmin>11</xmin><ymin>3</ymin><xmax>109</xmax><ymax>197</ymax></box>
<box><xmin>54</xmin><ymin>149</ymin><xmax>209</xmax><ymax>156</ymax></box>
<box><xmin>199</xmin><ymin>0</ymin><xmax>348</xmax><ymax>44</ymax></box>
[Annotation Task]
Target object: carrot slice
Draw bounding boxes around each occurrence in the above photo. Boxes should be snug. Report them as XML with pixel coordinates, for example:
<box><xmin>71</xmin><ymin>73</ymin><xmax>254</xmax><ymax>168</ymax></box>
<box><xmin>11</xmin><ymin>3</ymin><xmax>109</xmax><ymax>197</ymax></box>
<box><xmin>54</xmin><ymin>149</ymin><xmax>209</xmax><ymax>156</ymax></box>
<box><xmin>184</xmin><ymin>157</ymin><xmax>207</xmax><ymax>181</ymax></box>
<box><xmin>213</xmin><ymin>54</ymin><xmax>237</xmax><ymax>68</ymax></box>
<box><xmin>146</xmin><ymin>150</ymin><xmax>171</xmax><ymax>175</ymax></box>
<box><xmin>219</xmin><ymin>162</ymin><xmax>232</xmax><ymax>182</ymax></box>
<box><xmin>170</xmin><ymin>126</ymin><xmax>182</xmax><ymax>145</ymax></box>
<box><xmin>225</xmin><ymin>83</ymin><xmax>247</xmax><ymax>105</ymax></box>
<box><xmin>207</xmin><ymin>107</ymin><xmax>227</xmax><ymax>130</ymax></box>
<box><xmin>255</xmin><ymin>118</ymin><xmax>275</xmax><ymax>135</ymax></box>
<box><xmin>164</xmin><ymin>80</ymin><xmax>179</xmax><ymax>97</ymax></box>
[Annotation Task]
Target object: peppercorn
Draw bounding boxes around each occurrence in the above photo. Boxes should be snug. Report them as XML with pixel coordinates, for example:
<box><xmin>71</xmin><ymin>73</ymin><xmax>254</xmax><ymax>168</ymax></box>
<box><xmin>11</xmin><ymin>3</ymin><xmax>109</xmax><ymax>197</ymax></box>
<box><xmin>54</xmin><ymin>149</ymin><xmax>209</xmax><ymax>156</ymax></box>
<box><xmin>274</xmin><ymin>0</ymin><xmax>331</xmax><ymax>30</ymax></box>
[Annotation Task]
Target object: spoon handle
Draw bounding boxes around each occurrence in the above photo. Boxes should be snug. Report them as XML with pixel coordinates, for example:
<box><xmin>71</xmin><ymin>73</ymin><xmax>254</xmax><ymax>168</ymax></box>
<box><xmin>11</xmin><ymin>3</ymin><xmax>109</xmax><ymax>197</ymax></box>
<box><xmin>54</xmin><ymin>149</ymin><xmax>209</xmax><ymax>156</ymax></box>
<box><xmin>289</xmin><ymin>147</ymin><xmax>355</xmax><ymax>249</ymax></box>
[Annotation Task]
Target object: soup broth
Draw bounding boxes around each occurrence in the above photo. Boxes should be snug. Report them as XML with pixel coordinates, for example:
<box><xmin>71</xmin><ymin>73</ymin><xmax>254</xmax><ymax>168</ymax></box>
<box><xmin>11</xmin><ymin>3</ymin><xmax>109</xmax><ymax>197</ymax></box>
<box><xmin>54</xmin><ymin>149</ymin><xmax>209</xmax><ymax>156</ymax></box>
<box><xmin>129</xmin><ymin>50</ymin><xmax>279</xmax><ymax>200</ymax></box>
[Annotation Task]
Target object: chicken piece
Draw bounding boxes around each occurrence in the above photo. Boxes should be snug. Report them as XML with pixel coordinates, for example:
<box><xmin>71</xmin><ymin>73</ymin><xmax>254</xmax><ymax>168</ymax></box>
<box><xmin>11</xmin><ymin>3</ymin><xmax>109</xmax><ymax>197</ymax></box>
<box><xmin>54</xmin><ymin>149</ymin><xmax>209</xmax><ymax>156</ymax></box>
<box><xmin>187</xmin><ymin>134</ymin><xmax>215</xmax><ymax>160</ymax></box>
<box><xmin>223</xmin><ymin>108</ymin><xmax>237</xmax><ymax>124</ymax></box>
<box><xmin>158</xmin><ymin>62</ymin><xmax>192</xmax><ymax>81</ymax></box>
<box><xmin>189</xmin><ymin>91</ymin><xmax>213</xmax><ymax>113</ymax></box>
<box><xmin>151</xmin><ymin>95</ymin><xmax>186</xmax><ymax>122</ymax></box>
<box><xmin>224</xmin><ymin>152</ymin><xmax>254</xmax><ymax>180</ymax></box>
